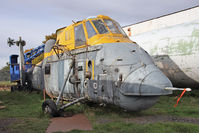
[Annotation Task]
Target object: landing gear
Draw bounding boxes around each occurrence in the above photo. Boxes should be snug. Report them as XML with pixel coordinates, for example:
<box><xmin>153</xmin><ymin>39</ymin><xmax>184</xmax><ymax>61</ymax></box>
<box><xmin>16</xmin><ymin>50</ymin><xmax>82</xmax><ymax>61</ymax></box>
<box><xmin>42</xmin><ymin>97</ymin><xmax>85</xmax><ymax>117</ymax></box>
<box><xmin>42</xmin><ymin>99</ymin><xmax>58</xmax><ymax>117</ymax></box>
<box><xmin>42</xmin><ymin>58</ymin><xmax>86</xmax><ymax>117</ymax></box>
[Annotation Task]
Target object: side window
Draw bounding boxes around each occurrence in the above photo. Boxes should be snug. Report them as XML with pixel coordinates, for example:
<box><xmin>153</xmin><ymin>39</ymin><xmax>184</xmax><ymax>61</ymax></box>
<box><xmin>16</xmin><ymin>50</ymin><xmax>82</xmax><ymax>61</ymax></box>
<box><xmin>86</xmin><ymin>21</ymin><xmax>97</xmax><ymax>38</ymax></box>
<box><xmin>75</xmin><ymin>24</ymin><xmax>86</xmax><ymax>47</ymax></box>
<box><xmin>45</xmin><ymin>64</ymin><xmax>50</xmax><ymax>75</ymax></box>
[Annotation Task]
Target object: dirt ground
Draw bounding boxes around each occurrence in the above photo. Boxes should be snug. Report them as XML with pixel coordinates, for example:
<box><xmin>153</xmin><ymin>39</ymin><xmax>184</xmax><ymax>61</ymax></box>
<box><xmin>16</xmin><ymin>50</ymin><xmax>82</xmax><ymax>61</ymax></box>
<box><xmin>0</xmin><ymin>114</ymin><xmax>199</xmax><ymax>133</ymax></box>
<box><xmin>46</xmin><ymin>114</ymin><xmax>92</xmax><ymax>133</ymax></box>
<box><xmin>125</xmin><ymin>115</ymin><xmax>199</xmax><ymax>125</ymax></box>
<box><xmin>0</xmin><ymin>118</ymin><xmax>19</xmax><ymax>133</ymax></box>
<box><xmin>96</xmin><ymin>114</ymin><xmax>199</xmax><ymax>125</ymax></box>
<box><xmin>46</xmin><ymin>113</ymin><xmax>199</xmax><ymax>133</ymax></box>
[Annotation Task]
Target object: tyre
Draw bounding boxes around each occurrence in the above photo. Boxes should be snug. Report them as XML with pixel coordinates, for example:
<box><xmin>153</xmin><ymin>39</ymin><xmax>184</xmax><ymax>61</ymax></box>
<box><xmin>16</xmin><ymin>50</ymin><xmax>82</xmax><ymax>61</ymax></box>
<box><xmin>42</xmin><ymin>99</ymin><xmax>58</xmax><ymax>117</ymax></box>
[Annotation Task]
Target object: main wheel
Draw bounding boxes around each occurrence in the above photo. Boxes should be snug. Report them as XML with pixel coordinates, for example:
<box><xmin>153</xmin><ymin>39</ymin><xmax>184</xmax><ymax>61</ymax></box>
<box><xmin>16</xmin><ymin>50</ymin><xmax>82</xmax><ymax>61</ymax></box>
<box><xmin>42</xmin><ymin>99</ymin><xmax>58</xmax><ymax>117</ymax></box>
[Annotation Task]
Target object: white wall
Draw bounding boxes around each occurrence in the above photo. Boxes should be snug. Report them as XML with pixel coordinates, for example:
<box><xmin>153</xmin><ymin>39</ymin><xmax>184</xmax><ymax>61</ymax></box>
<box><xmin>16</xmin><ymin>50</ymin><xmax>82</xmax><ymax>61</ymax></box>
<box><xmin>123</xmin><ymin>6</ymin><xmax>199</xmax><ymax>36</ymax></box>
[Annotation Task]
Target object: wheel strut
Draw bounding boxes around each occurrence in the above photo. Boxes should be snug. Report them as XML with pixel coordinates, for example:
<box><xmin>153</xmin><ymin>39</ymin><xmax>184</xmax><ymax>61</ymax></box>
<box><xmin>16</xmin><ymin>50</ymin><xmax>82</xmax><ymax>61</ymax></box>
<box><xmin>59</xmin><ymin>97</ymin><xmax>85</xmax><ymax>110</ymax></box>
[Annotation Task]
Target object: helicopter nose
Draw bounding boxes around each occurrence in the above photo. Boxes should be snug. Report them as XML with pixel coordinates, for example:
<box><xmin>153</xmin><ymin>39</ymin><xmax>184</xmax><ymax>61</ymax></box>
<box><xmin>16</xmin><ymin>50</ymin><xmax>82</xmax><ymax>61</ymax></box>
<box><xmin>120</xmin><ymin>65</ymin><xmax>172</xmax><ymax>96</ymax></box>
<box><xmin>118</xmin><ymin>66</ymin><xmax>172</xmax><ymax>111</ymax></box>
<box><xmin>139</xmin><ymin>71</ymin><xmax>173</xmax><ymax>95</ymax></box>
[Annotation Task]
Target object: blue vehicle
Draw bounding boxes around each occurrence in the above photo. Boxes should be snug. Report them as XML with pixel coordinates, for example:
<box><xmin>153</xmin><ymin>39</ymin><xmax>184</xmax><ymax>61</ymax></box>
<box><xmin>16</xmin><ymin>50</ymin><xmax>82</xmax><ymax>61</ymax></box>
<box><xmin>24</xmin><ymin>44</ymin><xmax>45</xmax><ymax>64</ymax></box>
<box><xmin>9</xmin><ymin>55</ymin><xmax>20</xmax><ymax>82</ymax></box>
<box><xmin>9</xmin><ymin>44</ymin><xmax>45</xmax><ymax>91</ymax></box>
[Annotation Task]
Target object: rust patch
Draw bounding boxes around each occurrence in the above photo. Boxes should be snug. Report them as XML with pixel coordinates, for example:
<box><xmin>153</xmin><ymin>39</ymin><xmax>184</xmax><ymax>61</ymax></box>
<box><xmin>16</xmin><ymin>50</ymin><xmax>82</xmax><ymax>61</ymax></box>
<box><xmin>46</xmin><ymin>114</ymin><xmax>92</xmax><ymax>133</ymax></box>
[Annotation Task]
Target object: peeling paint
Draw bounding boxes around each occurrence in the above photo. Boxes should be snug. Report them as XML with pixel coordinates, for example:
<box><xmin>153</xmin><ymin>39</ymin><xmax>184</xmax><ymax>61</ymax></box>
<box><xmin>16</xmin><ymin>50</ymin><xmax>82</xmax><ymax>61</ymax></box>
<box><xmin>166</xmin><ymin>29</ymin><xmax>199</xmax><ymax>55</ymax></box>
<box><xmin>145</xmin><ymin>21</ymin><xmax>199</xmax><ymax>56</ymax></box>
<box><xmin>168</xmin><ymin>39</ymin><xmax>195</xmax><ymax>55</ymax></box>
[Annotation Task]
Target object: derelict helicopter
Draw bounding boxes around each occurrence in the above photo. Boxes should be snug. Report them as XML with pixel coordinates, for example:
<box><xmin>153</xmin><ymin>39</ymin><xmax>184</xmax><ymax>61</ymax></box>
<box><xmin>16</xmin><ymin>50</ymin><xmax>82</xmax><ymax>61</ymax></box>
<box><xmin>8</xmin><ymin>15</ymin><xmax>191</xmax><ymax>116</ymax></box>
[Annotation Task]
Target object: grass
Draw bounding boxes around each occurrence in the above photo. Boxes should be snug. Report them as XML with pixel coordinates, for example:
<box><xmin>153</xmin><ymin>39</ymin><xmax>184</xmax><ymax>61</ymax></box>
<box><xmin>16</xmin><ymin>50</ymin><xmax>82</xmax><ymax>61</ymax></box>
<box><xmin>0</xmin><ymin>91</ymin><xmax>49</xmax><ymax>133</ymax></box>
<box><xmin>0</xmin><ymin>91</ymin><xmax>44</xmax><ymax>118</ymax></box>
<box><xmin>68</xmin><ymin>122</ymin><xmax>199</xmax><ymax>133</ymax></box>
<box><xmin>141</xmin><ymin>94</ymin><xmax>199</xmax><ymax>118</ymax></box>
<box><xmin>0</xmin><ymin>90</ymin><xmax>199</xmax><ymax>133</ymax></box>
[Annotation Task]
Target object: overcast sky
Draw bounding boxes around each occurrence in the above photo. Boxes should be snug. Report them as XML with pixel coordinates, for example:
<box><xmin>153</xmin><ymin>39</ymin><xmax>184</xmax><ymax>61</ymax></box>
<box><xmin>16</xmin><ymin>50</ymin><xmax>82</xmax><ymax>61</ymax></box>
<box><xmin>0</xmin><ymin>0</ymin><xmax>199</xmax><ymax>69</ymax></box>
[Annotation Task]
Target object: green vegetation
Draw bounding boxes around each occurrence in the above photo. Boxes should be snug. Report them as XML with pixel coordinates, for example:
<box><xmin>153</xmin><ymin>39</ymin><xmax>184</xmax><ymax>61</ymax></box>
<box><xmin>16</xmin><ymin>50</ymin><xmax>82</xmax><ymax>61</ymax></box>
<box><xmin>0</xmin><ymin>91</ymin><xmax>49</xmax><ymax>133</ymax></box>
<box><xmin>68</xmin><ymin>122</ymin><xmax>199</xmax><ymax>133</ymax></box>
<box><xmin>0</xmin><ymin>90</ymin><xmax>199</xmax><ymax>133</ymax></box>
<box><xmin>0</xmin><ymin>63</ymin><xmax>10</xmax><ymax>82</ymax></box>
<box><xmin>42</xmin><ymin>33</ymin><xmax>57</xmax><ymax>44</ymax></box>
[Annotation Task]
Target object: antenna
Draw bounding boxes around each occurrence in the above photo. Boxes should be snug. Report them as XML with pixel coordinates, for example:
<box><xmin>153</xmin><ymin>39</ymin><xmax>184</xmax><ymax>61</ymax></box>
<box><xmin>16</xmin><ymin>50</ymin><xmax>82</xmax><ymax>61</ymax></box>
<box><xmin>72</xmin><ymin>20</ymin><xmax>76</xmax><ymax>24</ymax></box>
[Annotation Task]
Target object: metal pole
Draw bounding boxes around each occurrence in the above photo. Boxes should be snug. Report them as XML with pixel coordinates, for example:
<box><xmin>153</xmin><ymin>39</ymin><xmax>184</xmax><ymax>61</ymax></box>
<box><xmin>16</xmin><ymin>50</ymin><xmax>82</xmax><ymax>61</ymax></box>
<box><xmin>19</xmin><ymin>37</ymin><xmax>25</xmax><ymax>86</ymax></box>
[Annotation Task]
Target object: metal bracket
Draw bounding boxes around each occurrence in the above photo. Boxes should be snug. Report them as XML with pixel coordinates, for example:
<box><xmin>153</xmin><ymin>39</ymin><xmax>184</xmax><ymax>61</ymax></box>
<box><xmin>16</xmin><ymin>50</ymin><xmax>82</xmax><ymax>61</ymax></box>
<box><xmin>52</xmin><ymin>45</ymin><xmax>64</xmax><ymax>59</ymax></box>
<box><xmin>59</xmin><ymin>97</ymin><xmax>85</xmax><ymax>110</ymax></box>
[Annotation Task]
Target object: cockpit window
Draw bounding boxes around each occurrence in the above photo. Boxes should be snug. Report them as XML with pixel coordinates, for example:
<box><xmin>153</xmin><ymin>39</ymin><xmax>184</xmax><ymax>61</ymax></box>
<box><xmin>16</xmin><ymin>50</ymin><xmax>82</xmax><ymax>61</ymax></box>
<box><xmin>85</xmin><ymin>21</ymin><xmax>97</xmax><ymax>38</ymax></box>
<box><xmin>74</xmin><ymin>24</ymin><xmax>86</xmax><ymax>47</ymax></box>
<box><xmin>103</xmin><ymin>19</ymin><xmax>120</xmax><ymax>34</ymax></box>
<box><xmin>92</xmin><ymin>19</ymin><xmax>109</xmax><ymax>34</ymax></box>
<box><xmin>112</xmin><ymin>20</ymin><xmax>127</xmax><ymax>36</ymax></box>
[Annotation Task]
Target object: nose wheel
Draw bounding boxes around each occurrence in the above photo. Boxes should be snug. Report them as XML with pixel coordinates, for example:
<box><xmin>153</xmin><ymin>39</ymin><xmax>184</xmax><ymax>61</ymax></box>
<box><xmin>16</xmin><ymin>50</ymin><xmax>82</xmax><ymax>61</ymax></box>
<box><xmin>42</xmin><ymin>99</ymin><xmax>58</xmax><ymax>117</ymax></box>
